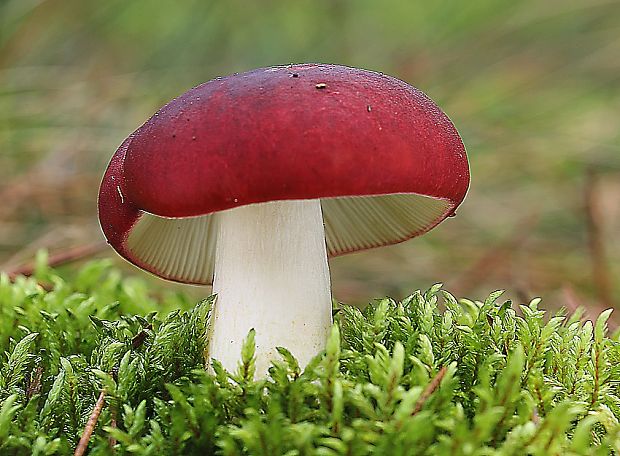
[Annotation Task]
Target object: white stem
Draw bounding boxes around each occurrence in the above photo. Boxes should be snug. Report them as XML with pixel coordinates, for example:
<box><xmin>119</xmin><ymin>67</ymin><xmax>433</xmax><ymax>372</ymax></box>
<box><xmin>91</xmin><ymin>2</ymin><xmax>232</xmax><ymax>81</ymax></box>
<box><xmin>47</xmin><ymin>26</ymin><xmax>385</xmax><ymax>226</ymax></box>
<box><xmin>210</xmin><ymin>199</ymin><xmax>332</xmax><ymax>376</ymax></box>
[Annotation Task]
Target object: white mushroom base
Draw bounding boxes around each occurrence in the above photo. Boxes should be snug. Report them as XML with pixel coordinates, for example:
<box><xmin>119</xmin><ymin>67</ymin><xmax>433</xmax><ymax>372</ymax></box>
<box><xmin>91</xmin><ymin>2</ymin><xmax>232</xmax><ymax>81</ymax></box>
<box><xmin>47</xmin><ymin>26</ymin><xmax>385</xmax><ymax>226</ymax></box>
<box><xmin>210</xmin><ymin>199</ymin><xmax>333</xmax><ymax>376</ymax></box>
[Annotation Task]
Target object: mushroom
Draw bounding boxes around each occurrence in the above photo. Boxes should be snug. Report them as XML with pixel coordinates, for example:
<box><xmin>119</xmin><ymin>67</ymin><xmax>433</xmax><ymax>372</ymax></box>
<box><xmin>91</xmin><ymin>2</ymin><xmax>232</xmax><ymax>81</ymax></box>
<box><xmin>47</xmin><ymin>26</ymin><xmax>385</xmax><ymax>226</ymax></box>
<box><xmin>98</xmin><ymin>64</ymin><xmax>470</xmax><ymax>375</ymax></box>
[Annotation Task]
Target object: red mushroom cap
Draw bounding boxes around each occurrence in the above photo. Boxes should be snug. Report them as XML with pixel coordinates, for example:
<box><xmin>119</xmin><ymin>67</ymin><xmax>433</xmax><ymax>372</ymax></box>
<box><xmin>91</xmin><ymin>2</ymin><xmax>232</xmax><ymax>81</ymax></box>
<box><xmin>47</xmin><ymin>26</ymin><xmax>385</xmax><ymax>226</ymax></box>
<box><xmin>98</xmin><ymin>63</ymin><xmax>470</xmax><ymax>284</ymax></box>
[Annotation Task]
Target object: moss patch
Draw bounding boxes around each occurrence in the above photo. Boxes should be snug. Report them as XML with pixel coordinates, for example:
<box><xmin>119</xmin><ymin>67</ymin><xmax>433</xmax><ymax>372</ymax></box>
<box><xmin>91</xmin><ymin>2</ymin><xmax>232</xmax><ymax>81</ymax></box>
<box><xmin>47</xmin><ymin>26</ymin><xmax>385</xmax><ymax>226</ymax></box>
<box><xmin>0</xmin><ymin>262</ymin><xmax>619</xmax><ymax>454</ymax></box>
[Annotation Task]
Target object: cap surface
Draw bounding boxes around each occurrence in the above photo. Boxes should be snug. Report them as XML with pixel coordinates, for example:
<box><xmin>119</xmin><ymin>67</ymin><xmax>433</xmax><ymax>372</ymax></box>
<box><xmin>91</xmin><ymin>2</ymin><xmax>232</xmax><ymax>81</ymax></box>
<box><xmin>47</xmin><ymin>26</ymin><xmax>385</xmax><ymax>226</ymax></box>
<box><xmin>98</xmin><ymin>63</ymin><xmax>470</xmax><ymax>284</ymax></box>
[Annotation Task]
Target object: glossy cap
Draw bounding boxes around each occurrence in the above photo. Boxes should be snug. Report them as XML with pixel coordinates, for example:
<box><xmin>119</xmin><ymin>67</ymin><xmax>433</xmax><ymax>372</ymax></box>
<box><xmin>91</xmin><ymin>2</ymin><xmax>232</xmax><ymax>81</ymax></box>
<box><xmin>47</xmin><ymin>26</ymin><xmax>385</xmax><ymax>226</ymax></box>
<box><xmin>98</xmin><ymin>64</ymin><xmax>470</xmax><ymax>284</ymax></box>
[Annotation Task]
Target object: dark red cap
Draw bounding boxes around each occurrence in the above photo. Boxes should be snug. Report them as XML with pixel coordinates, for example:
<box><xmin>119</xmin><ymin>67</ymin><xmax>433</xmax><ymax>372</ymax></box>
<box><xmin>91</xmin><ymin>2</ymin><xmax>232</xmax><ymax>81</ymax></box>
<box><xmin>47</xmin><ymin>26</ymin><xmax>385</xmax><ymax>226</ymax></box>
<box><xmin>98</xmin><ymin>64</ymin><xmax>470</xmax><ymax>284</ymax></box>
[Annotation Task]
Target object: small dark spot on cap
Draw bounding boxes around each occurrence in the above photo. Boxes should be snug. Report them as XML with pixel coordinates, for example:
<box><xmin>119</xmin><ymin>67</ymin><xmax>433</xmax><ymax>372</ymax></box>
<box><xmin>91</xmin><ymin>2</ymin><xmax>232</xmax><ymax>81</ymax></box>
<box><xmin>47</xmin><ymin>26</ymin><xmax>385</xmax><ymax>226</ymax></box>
<box><xmin>291</xmin><ymin>73</ymin><xmax>299</xmax><ymax>78</ymax></box>
<box><xmin>172</xmin><ymin>134</ymin><xmax>176</xmax><ymax>138</ymax></box>
<box><xmin>315</xmin><ymin>83</ymin><xmax>327</xmax><ymax>89</ymax></box>
<box><xmin>367</xmin><ymin>105</ymin><xmax>372</xmax><ymax>112</ymax></box>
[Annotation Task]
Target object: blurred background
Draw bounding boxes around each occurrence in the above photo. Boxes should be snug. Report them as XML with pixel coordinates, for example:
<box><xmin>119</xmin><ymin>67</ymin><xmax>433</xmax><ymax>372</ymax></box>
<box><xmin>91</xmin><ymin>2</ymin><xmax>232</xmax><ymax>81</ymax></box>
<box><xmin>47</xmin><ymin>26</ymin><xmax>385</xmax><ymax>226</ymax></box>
<box><xmin>1</xmin><ymin>0</ymin><xmax>618</xmax><ymax>314</ymax></box>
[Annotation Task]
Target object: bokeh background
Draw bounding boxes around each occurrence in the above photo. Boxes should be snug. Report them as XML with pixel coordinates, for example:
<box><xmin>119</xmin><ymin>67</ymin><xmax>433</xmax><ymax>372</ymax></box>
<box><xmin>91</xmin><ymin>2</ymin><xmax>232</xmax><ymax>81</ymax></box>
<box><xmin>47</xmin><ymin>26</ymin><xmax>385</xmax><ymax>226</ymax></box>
<box><xmin>1</xmin><ymin>0</ymin><xmax>619</xmax><ymax>314</ymax></box>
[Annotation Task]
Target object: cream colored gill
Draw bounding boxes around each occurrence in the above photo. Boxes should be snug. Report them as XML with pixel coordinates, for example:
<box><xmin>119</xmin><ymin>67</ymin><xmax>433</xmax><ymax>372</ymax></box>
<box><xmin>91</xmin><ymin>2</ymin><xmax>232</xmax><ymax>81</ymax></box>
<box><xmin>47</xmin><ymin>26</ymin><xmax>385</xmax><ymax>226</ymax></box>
<box><xmin>125</xmin><ymin>193</ymin><xmax>451</xmax><ymax>284</ymax></box>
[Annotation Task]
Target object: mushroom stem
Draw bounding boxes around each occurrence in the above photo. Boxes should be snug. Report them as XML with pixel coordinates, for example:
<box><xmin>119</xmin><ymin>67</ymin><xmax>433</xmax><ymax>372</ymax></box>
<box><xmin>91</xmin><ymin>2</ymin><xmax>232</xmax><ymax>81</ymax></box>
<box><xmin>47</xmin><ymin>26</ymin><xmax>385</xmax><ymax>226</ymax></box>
<box><xmin>210</xmin><ymin>199</ymin><xmax>333</xmax><ymax>376</ymax></box>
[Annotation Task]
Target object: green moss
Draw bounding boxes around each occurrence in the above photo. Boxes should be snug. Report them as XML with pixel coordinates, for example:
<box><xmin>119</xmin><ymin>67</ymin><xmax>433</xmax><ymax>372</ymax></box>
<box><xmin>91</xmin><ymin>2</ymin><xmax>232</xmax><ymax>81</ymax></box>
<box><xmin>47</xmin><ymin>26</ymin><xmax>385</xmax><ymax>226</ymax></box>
<box><xmin>0</xmin><ymin>261</ymin><xmax>619</xmax><ymax>455</ymax></box>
